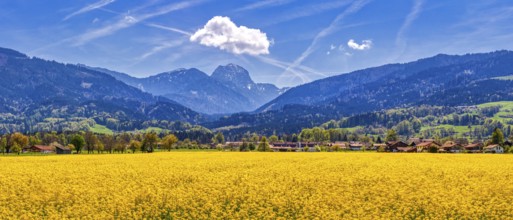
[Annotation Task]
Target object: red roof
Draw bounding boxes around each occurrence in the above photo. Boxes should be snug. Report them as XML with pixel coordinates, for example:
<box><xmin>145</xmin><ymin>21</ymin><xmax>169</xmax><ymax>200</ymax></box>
<box><xmin>416</xmin><ymin>141</ymin><xmax>440</xmax><ymax>147</ymax></box>
<box><xmin>465</xmin><ymin>143</ymin><xmax>482</xmax><ymax>149</ymax></box>
<box><xmin>397</xmin><ymin>147</ymin><xmax>416</xmax><ymax>152</ymax></box>
<box><xmin>485</xmin><ymin>144</ymin><xmax>500</xmax><ymax>149</ymax></box>
<box><xmin>31</xmin><ymin>145</ymin><xmax>54</xmax><ymax>151</ymax></box>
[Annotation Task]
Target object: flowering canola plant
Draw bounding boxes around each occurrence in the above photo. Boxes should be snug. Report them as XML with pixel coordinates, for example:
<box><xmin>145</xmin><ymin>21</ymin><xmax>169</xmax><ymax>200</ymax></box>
<box><xmin>0</xmin><ymin>153</ymin><xmax>512</xmax><ymax>219</ymax></box>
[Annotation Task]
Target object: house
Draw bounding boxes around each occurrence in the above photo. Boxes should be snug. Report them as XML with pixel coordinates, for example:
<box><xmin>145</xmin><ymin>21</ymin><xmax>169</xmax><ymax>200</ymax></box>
<box><xmin>397</xmin><ymin>146</ymin><xmax>417</xmax><ymax>152</ymax></box>
<box><xmin>415</xmin><ymin>141</ymin><xmax>441</xmax><ymax>152</ymax></box>
<box><xmin>372</xmin><ymin>143</ymin><xmax>387</xmax><ymax>151</ymax></box>
<box><xmin>440</xmin><ymin>141</ymin><xmax>464</xmax><ymax>153</ymax></box>
<box><xmin>407</xmin><ymin>138</ymin><xmax>422</xmax><ymax>146</ymax></box>
<box><xmin>329</xmin><ymin>142</ymin><xmax>348</xmax><ymax>151</ymax></box>
<box><xmin>407</xmin><ymin>138</ymin><xmax>436</xmax><ymax>146</ymax></box>
<box><xmin>349</xmin><ymin>142</ymin><xmax>364</xmax><ymax>151</ymax></box>
<box><xmin>385</xmin><ymin>141</ymin><xmax>409</xmax><ymax>152</ymax></box>
<box><xmin>270</xmin><ymin>142</ymin><xmax>299</xmax><ymax>152</ymax></box>
<box><xmin>464</xmin><ymin>143</ymin><xmax>483</xmax><ymax>153</ymax></box>
<box><xmin>484</xmin><ymin>144</ymin><xmax>504</xmax><ymax>153</ymax></box>
<box><xmin>30</xmin><ymin>145</ymin><xmax>54</xmax><ymax>154</ymax></box>
<box><xmin>225</xmin><ymin>142</ymin><xmax>244</xmax><ymax>148</ymax></box>
<box><xmin>298</xmin><ymin>142</ymin><xmax>321</xmax><ymax>148</ymax></box>
<box><xmin>55</xmin><ymin>145</ymin><xmax>71</xmax><ymax>154</ymax></box>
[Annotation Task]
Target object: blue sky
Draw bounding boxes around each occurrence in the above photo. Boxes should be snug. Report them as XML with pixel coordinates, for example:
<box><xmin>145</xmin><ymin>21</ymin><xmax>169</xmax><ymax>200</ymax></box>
<box><xmin>1</xmin><ymin>0</ymin><xmax>513</xmax><ymax>87</ymax></box>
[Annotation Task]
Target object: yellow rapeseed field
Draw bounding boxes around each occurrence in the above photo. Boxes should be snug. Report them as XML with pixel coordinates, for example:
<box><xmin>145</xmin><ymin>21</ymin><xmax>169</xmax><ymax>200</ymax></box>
<box><xmin>1</xmin><ymin>152</ymin><xmax>512</xmax><ymax>219</ymax></box>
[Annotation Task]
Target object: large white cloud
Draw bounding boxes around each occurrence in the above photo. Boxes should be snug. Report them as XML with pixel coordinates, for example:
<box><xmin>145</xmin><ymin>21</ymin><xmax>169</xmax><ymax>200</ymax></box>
<box><xmin>347</xmin><ymin>39</ymin><xmax>372</xmax><ymax>50</ymax></box>
<box><xmin>190</xmin><ymin>16</ymin><xmax>270</xmax><ymax>55</ymax></box>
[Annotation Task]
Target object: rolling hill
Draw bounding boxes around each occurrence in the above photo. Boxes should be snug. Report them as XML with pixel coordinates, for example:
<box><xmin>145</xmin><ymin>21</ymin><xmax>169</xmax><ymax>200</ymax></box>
<box><xmin>0</xmin><ymin>47</ymin><xmax>203</xmax><ymax>133</ymax></box>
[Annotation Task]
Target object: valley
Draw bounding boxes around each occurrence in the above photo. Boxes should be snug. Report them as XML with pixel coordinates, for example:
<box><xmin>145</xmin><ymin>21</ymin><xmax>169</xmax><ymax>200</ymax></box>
<box><xmin>1</xmin><ymin>47</ymin><xmax>513</xmax><ymax>144</ymax></box>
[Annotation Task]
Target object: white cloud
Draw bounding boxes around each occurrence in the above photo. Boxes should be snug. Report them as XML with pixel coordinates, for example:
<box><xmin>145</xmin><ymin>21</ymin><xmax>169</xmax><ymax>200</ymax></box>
<box><xmin>190</xmin><ymin>16</ymin><xmax>270</xmax><ymax>55</ymax></box>
<box><xmin>347</xmin><ymin>39</ymin><xmax>372</xmax><ymax>50</ymax></box>
<box><xmin>64</xmin><ymin>0</ymin><xmax>115</xmax><ymax>21</ymax></box>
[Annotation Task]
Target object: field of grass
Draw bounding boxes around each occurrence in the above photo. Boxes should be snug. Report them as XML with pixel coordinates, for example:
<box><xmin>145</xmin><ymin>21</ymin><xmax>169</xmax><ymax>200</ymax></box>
<box><xmin>421</xmin><ymin>124</ymin><xmax>471</xmax><ymax>134</ymax></box>
<box><xmin>136</xmin><ymin>126</ymin><xmax>168</xmax><ymax>133</ymax></box>
<box><xmin>478</xmin><ymin>101</ymin><xmax>513</xmax><ymax>122</ymax></box>
<box><xmin>89</xmin><ymin>124</ymin><xmax>113</xmax><ymax>135</ymax></box>
<box><xmin>1</xmin><ymin>153</ymin><xmax>512</xmax><ymax>219</ymax></box>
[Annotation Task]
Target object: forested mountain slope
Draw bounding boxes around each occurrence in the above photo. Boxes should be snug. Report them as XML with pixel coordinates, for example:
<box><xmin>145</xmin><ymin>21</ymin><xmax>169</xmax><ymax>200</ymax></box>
<box><xmin>0</xmin><ymin>47</ymin><xmax>202</xmax><ymax>133</ymax></box>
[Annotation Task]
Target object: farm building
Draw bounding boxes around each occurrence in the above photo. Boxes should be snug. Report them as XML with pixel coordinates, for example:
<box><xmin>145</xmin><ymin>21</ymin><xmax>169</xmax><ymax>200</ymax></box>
<box><xmin>270</xmin><ymin>142</ymin><xmax>299</xmax><ymax>152</ymax></box>
<box><xmin>385</xmin><ymin>141</ymin><xmax>409</xmax><ymax>152</ymax></box>
<box><xmin>348</xmin><ymin>142</ymin><xmax>364</xmax><ymax>151</ymax></box>
<box><xmin>30</xmin><ymin>145</ymin><xmax>54</xmax><ymax>153</ymax></box>
<box><xmin>484</xmin><ymin>144</ymin><xmax>504</xmax><ymax>153</ymax></box>
<box><xmin>440</xmin><ymin>141</ymin><xmax>464</xmax><ymax>153</ymax></box>
<box><xmin>55</xmin><ymin>145</ymin><xmax>72</xmax><ymax>154</ymax></box>
<box><xmin>415</xmin><ymin>141</ymin><xmax>441</xmax><ymax>152</ymax></box>
<box><xmin>464</xmin><ymin>143</ymin><xmax>483</xmax><ymax>153</ymax></box>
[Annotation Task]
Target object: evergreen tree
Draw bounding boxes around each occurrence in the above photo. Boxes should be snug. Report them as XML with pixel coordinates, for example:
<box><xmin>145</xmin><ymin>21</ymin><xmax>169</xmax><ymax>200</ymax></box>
<box><xmin>258</xmin><ymin>136</ymin><xmax>270</xmax><ymax>152</ymax></box>
<box><xmin>213</xmin><ymin>132</ymin><xmax>225</xmax><ymax>144</ymax></box>
<box><xmin>491</xmin><ymin>128</ymin><xmax>504</xmax><ymax>145</ymax></box>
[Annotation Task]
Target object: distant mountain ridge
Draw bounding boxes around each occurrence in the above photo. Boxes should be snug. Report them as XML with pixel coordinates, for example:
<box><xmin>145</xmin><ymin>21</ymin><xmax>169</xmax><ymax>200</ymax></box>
<box><xmin>0</xmin><ymin>47</ymin><xmax>203</xmax><ymax>133</ymax></box>
<box><xmin>208</xmin><ymin>50</ymin><xmax>513</xmax><ymax>135</ymax></box>
<box><xmin>3</xmin><ymin>46</ymin><xmax>513</xmax><ymax>136</ymax></box>
<box><xmin>92</xmin><ymin>64</ymin><xmax>286</xmax><ymax>115</ymax></box>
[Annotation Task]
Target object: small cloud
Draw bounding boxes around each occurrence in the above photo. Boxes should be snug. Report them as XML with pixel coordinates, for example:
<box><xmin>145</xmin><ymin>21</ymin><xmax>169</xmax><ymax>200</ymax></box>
<box><xmin>92</xmin><ymin>18</ymin><xmax>100</xmax><ymax>23</ymax></box>
<box><xmin>347</xmin><ymin>39</ymin><xmax>372</xmax><ymax>50</ymax></box>
<box><xmin>190</xmin><ymin>16</ymin><xmax>270</xmax><ymax>55</ymax></box>
<box><xmin>327</xmin><ymin>43</ymin><xmax>346</xmax><ymax>55</ymax></box>
<box><xmin>124</xmin><ymin>15</ymin><xmax>137</xmax><ymax>23</ymax></box>
<box><xmin>345</xmin><ymin>52</ymin><xmax>353</xmax><ymax>56</ymax></box>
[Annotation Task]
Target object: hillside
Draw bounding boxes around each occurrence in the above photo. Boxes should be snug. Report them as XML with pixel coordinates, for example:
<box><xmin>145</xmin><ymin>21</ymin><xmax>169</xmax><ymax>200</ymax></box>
<box><xmin>258</xmin><ymin>51</ymin><xmax>513</xmax><ymax>112</ymax></box>
<box><xmin>208</xmin><ymin>51</ymin><xmax>513</xmax><ymax>135</ymax></box>
<box><xmin>318</xmin><ymin>101</ymin><xmax>513</xmax><ymax>140</ymax></box>
<box><xmin>94</xmin><ymin>64</ymin><xmax>285</xmax><ymax>114</ymax></box>
<box><xmin>0</xmin><ymin>47</ymin><xmax>203</xmax><ymax>133</ymax></box>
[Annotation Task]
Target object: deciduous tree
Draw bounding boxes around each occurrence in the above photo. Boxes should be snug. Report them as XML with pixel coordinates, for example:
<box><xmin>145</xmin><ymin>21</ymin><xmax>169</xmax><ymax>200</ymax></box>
<box><xmin>143</xmin><ymin>132</ymin><xmax>158</xmax><ymax>153</ymax></box>
<box><xmin>161</xmin><ymin>134</ymin><xmax>178</xmax><ymax>151</ymax></box>
<box><xmin>70</xmin><ymin>135</ymin><xmax>85</xmax><ymax>154</ymax></box>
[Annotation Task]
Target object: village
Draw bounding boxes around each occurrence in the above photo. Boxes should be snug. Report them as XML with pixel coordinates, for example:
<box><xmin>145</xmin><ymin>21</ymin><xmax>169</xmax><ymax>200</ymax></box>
<box><xmin>222</xmin><ymin>138</ymin><xmax>508</xmax><ymax>153</ymax></box>
<box><xmin>17</xmin><ymin>138</ymin><xmax>509</xmax><ymax>154</ymax></box>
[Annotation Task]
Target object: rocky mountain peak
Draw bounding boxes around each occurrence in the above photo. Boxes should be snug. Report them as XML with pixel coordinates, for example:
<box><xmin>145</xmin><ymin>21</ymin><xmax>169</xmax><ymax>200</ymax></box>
<box><xmin>211</xmin><ymin>64</ymin><xmax>254</xmax><ymax>87</ymax></box>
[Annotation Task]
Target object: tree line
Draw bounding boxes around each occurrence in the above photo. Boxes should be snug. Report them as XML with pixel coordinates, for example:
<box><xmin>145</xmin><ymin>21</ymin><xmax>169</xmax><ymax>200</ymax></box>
<box><xmin>0</xmin><ymin>130</ymin><xmax>216</xmax><ymax>155</ymax></box>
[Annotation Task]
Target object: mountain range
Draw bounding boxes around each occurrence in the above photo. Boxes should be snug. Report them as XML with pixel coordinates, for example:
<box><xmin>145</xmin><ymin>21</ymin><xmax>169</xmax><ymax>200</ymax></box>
<box><xmin>2</xmin><ymin>46</ymin><xmax>513</xmax><ymax>135</ymax></box>
<box><xmin>89</xmin><ymin>64</ymin><xmax>287</xmax><ymax>115</ymax></box>
<box><xmin>0</xmin><ymin>47</ymin><xmax>202</xmax><ymax>133</ymax></box>
<box><xmin>208</xmin><ymin>50</ymin><xmax>513</xmax><ymax>134</ymax></box>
